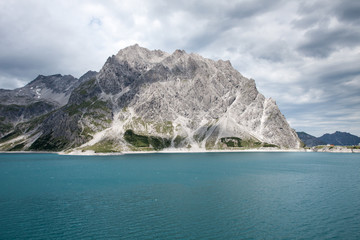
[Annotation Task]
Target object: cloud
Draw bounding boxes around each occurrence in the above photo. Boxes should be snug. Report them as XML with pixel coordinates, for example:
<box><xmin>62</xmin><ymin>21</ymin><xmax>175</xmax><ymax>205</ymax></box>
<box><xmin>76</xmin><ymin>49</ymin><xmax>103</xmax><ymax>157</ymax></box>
<box><xmin>333</xmin><ymin>0</ymin><xmax>360</xmax><ymax>24</ymax></box>
<box><xmin>292</xmin><ymin>0</ymin><xmax>360</xmax><ymax>58</ymax></box>
<box><xmin>297</xmin><ymin>27</ymin><xmax>360</xmax><ymax>58</ymax></box>
<box><xmin>0</xmin><ymin>0</ymin><xmax>359</xmax><ymax>136</ymax></box>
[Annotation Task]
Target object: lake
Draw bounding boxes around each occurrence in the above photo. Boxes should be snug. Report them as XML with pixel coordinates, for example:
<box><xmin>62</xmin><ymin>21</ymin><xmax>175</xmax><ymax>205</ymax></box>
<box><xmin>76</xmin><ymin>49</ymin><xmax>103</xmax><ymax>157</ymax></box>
<box><xmin>0</xmin><ymin>152</ymin><xmax>359</xmax><ymax>239</ymax></box>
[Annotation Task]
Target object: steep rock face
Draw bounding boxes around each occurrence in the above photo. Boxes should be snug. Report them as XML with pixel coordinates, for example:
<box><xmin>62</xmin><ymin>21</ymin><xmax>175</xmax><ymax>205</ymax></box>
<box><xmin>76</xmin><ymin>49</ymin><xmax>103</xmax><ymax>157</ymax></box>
<box><xmin>97</xmin><ymin>44</ymin><xmax>169</xmax><ymax>96</ymax></box>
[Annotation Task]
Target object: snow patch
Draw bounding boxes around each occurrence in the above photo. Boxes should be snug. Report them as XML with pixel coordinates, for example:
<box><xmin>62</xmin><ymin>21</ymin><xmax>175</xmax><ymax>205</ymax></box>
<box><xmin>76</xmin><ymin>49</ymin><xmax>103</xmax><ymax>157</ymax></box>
<box><xmin>35</xmin><ymin>88</ymin><xmax>42</xmax><ymax>99</ymax></box>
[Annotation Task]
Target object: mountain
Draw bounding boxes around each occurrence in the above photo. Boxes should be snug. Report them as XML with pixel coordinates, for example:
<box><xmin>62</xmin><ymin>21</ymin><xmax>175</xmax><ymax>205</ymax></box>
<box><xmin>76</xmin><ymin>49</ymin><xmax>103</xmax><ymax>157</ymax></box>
<box><xmin>296</xmin><ymin>132</ymin><xmax>326</xmax><ymax>147</ymax></box>
<box><xmin>0</xmin><ymin>45</ymin><xmax>301</xmax><ymax>152</ymax></box>
<box><xmin>0</xmin><ymin>72</ymin><xmax>97</xmax><ymax>106</ymax></box>
<box><xmin>0</xmin><ymin>71</ymin><xmax>97</xmax><ymax>138</ymax></box>
<box><xmin>319</xmin><ymin>131</ymin><xmax>360</xmax><ymax>146</ymax></box>
<box><xmin>297</xmin><ymin>131</ymin><xmax>360</xmax><ymax>147</ymax></box>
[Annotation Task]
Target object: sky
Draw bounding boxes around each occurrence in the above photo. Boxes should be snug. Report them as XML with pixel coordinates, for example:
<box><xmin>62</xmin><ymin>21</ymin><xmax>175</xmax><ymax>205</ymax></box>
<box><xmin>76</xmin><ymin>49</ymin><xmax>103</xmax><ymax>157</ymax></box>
<box><xmin>0</xmin><ymin>0</ymin><xmax>359</xmax><ymax>137</ymax></box>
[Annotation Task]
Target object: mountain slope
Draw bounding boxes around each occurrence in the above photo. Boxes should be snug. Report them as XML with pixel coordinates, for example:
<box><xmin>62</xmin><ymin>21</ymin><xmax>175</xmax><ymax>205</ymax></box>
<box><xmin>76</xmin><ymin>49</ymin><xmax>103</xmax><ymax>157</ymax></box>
<box><xmin>0</xmin><ymin>45</ymin><xmax>301</xmax><ymax>152</ymax></box>
<box><xmin>296</xmin><ymin>132</ymin><xmax>326</xmax><ymax>147</ymax></box>
<box><xmin>0</xmin><ymin>71</ymin><xmax>97</xmax><ymax>138</ymax></box>
<box><xmin>319</xmin><ymin>131</ymin><xmax>360</xmax><ymax>146</ymax></box>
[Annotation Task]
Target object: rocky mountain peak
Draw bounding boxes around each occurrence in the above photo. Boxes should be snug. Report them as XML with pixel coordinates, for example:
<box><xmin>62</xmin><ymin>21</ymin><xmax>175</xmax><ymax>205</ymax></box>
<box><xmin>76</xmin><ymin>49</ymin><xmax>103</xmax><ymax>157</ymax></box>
<box><xmin>0</xmin><ymin>74</ymin><xmax>81</xmax><ymax>107</ymax></box>
<box><xmin>79</xmin><ymin>71</ymin><xmax>97</xmax><ymax>82</ymax></box>
<box><xmin>115</xmin><ymin>44</ymin><xmax>169</xmax><ymax>68</ymax></box>
<box><xmin>173</xmin><ymin>49</ymin><xmax>186</xmax><ymax>55</ymax></box>
<box><xmin>27</xmin><ymin>74</ymin><xmax>77</xmax><ymax>93</ymax></box>
<box><xmin>93</xmin><ymin>45</ymin><xmax>301</xmax><ymax>149</ymax></box>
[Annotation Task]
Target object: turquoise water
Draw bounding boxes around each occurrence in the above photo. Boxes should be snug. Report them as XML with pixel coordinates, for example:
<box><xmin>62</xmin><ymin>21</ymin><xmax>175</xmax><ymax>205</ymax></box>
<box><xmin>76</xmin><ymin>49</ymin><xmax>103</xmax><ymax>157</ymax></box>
<box><xmin>0</xmin><ymin>152</ymin><xmax>359</xmax><ymax>239</ymax></box>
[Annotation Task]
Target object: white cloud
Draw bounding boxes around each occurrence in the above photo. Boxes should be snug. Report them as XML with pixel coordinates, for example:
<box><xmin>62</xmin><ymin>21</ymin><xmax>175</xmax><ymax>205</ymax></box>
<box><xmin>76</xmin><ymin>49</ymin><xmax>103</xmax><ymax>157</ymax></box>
<box><xmin>0</xmin><ymin>0</ymin><xmax>359</xmax><ymax>136</ymax></box>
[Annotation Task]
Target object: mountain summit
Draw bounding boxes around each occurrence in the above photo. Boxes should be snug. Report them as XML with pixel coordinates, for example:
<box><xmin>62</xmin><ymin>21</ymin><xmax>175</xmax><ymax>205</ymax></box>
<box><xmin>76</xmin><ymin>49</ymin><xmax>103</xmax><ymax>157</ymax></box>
<box><xmin>0</xmin><ymin>45</ymin><xmax>301</xmax><ymax>152</ymax></box>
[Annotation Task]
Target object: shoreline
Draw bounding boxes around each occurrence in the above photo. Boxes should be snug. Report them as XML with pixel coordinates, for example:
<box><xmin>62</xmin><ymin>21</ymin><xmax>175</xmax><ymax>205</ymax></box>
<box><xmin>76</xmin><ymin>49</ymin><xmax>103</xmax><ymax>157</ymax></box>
<box><xmin>60</xmin><ymin>147</ymin><xmax>308</xmax><ymax>156</ymax></box>
<box><xmin>2</xmin><ymin>147</ymin><xmax>359</xmax><ymax>156</ymax></box>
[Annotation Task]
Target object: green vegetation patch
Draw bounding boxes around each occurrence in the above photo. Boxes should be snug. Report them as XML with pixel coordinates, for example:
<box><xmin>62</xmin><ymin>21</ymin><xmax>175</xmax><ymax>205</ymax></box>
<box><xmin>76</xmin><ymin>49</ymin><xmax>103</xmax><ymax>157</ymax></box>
<box><xmin>124</xmin><ymin>129</ymin><xmax>171</xmax><ymax>150</ymax></box>
<box><xmin>9</xmin><ymin>142</ymin><xmax>25</xmax><ymax>151</ymax></box>
<box><xmin>124</xmin><ymin>129</ymin><xmax>149</xmax><ymax>147</ymax></box>
<box><xmin>347</xmin><ymin>146</ymin><xmax>360</xmax><ymax>149</ymax></box>
<box><xmin>221</xmin><ymin>137</ymin><xmax>242</xmax><ymax>147</ymax></box>
<box><xmin>90</xmin><ymin>100</ymin><xmax>110</xmax><ymax>112</ymax></box>
<box><xmin>74</xmin><ymin>78</ymin><xmax>96</xmax><ymax>96</ymax></box>
<box><xmin>0</xmin><ymin>104</ymin><xmax>22</xmax><ymax>113</ymax></box>
<box><xmin>220</xmin><ymin>137</ymin><xmax>266</xmax><ymax>149</ymax></box>
<box><xmin>65</xmin><ymin>98</ymin><xmax>110</xmax><ymax>116</ymax></box>
<box><xmin>29</xmin><ymin>133</ymin><xmax>69</xmax><ymax>151</ymax></box>
<box><xmin>64</xmin><ymin>104</ymin><xmax>82</xmax><ymax>116</ymax></box>
<box><xmin>84</xmin><ymin>78</ymin><xmax>96</xmax><ymax>87</ymax></box>
<box><xmin>0</xmin><ymin>110</ymin><xmax>57</xmax><ymax>145</ymax></box>
<box><xmin>263</xmin><ymin>143</ymin><xmax>278</xmax><ymax>148</ymax></box>
<box><xmin>81</xmin><ymin>126</ymin><xmax>95</xmax><ymax>139</ymax></box>
<box><xmin>174</xmin><ymin>135</ymin><xmax>186</xmax><ymax>147</ymax></box>
<box><xmin>21</xmin><ymin>111</ymin><xmax>55</xmax><ymax>132</ymax></box>
<box><xmin>149</xmin><ymin>136</ymin><xmax>171</xmax><ymax>150</ymax></box>
<box><xmin>0</xmin><ymin>121</ymin><xmax>13</xmax><ymax>135</ymax></box>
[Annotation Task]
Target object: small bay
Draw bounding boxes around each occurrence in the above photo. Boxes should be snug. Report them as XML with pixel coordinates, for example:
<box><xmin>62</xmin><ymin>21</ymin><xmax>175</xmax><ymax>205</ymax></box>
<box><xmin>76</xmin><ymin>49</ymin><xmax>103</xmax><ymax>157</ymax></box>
<box><xmin>0</xmin><ymin>152</ymin><xmax>359</xmax><ymax>239</ymax></box>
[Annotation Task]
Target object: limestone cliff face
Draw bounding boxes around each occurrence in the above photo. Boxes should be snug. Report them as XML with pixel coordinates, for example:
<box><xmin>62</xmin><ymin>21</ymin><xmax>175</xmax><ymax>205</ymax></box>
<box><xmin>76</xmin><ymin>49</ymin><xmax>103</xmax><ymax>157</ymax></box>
<box><xmin>87</xmin><ymin>44</ymin><xmax>301</xmax><ymax>151</ymax></box>
<box><xmin>0</xmin><ymin>45</ymin><xmax>301</xmax><ymax>151</ymax></box>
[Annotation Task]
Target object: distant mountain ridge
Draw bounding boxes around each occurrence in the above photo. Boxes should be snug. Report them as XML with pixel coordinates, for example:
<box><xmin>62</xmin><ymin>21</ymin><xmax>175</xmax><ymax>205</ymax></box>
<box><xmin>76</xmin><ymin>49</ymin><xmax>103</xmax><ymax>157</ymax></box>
<box><xmin>0</xmin><ymin>45</ymin><xmax>301</xmax><ymax>152</ymax></box>
<box><xmin>0</xmin><ymin>71</ymin><xmax>97</xmax><ymax>106</ymax></box>
<box><xmin>319</xmin><ymin>131</ymin><xmax>360</xmax><ymax>146</ymax></box>
<box><xmin>297</xmin><ymin>131</ymin><xmax>360</xmax><ymax>146</ymax></box>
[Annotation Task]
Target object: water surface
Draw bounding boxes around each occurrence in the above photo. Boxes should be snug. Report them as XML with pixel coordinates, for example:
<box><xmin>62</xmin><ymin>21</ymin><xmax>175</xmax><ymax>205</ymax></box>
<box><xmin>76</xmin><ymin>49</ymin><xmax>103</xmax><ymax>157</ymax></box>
<box><xmin>0</xmin><ymin>152</ymin><xmax>359</xmax><ymax>239</ymax></box>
